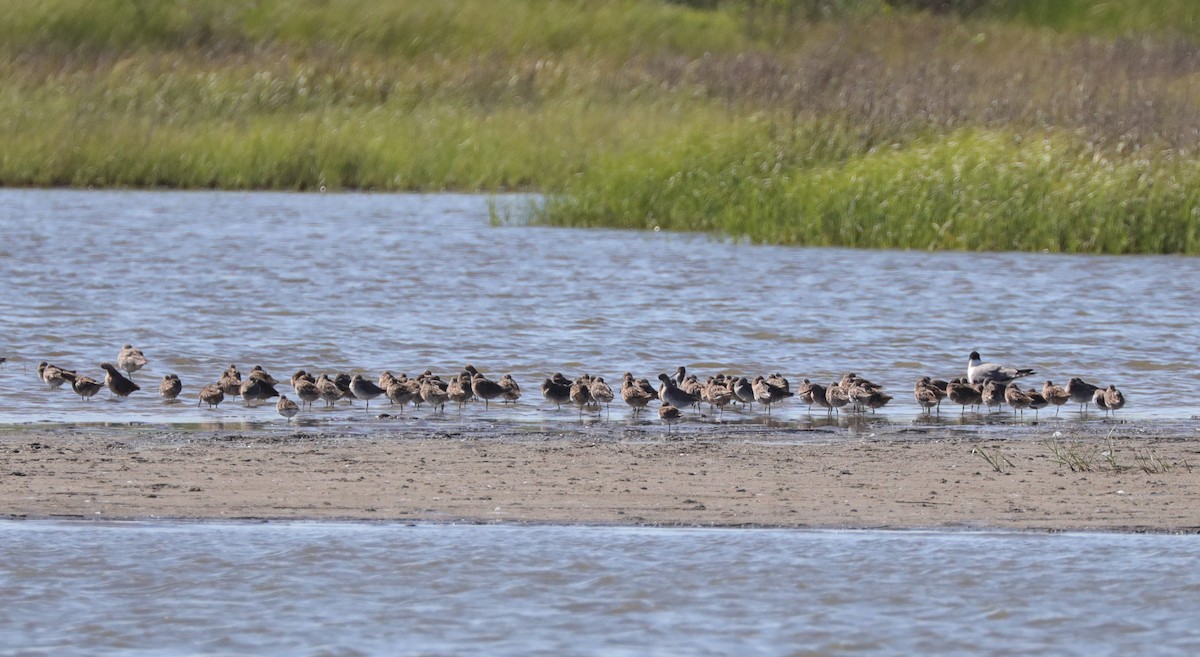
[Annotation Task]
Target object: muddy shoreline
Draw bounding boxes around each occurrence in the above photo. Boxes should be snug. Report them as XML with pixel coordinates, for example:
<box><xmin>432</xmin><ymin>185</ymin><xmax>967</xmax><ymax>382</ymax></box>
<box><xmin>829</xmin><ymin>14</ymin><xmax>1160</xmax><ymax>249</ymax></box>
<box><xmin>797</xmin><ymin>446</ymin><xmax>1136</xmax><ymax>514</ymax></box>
<box><xmin>2</xmin><ymin>421</ymin><xmax>1198</xmax><ymax>532</ymax></box>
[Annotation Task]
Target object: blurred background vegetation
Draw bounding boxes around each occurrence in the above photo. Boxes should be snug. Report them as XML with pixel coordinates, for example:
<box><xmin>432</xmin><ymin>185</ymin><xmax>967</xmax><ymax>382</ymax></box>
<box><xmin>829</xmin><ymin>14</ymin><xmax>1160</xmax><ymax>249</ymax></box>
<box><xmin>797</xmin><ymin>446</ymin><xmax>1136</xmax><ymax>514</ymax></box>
<box><xmin>2</xmin><ymin>0</ymin><xmax>1198</xmax><ymax>252</ymax></box>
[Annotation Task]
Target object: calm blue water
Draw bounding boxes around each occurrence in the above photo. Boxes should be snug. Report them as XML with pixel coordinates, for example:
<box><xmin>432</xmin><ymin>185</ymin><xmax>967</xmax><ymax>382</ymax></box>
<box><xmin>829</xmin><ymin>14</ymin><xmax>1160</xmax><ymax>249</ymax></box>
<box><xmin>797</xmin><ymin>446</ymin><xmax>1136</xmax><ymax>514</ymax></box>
<box><xmin>0</xmin><ymin>189</ymin><xmax>1196</xmax><ymax>431</ymax></box>
<box><xmin>1</xmin><ymin>521</ymin><xmax>1197</xmax><ymax>656</ymax></box>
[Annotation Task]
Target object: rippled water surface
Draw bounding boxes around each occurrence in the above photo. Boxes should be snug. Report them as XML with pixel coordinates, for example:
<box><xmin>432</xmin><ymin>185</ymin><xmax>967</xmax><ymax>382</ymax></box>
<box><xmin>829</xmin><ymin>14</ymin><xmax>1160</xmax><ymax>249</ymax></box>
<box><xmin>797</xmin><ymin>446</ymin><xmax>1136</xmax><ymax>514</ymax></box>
<box><xmin>1</xmin><ymin>189</ymin><xmax>1197</xmax><ymax>428</ymax></box>
<box><xmin>1</xmin><ymin>521</ymin><xmax>1198</xmax><ymax>656</ymax></box>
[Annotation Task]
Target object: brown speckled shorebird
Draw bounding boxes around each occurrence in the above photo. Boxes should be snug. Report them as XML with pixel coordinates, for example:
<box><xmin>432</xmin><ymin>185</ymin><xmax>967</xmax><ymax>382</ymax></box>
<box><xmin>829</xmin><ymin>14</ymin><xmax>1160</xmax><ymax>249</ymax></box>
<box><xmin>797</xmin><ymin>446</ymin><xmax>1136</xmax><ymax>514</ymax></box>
<box><xmin>620</xmin><ymin>373</ymin><xmax>656</xmax><ymax>416</ymax></box>
<box><xmin>570</xmin><ymin>375</ymin><xmax>596</xmax><ymax>415</ymax></box>
<box><xmin>914</xmin><ymin>383</ymin><xmax>941</xmax><ymax>414</ymax></box>
<box><xmin>755</xmin><ymin>375</ymin><xmax>794</xmax><ymax>414</ymax></box>
<box><xmin>316</xmin><ymin>374</ymin><xmax>341</xmax><ymax>408</ymax></box>
<box><xmin>447</xmin><ymin>376</ymin><xmax>472</xmax><ymax>411</ymax></box>
<box><xmin>589</xmin><ymin>376</ymin><xmax>615</xmax><ymax>412</ymax></box>
<box><xmin>945</xmin><ymin>378</ymin><xmax>976</xmax><ymax>414</ymax></box>
<box><xmin>1027</xmin><ymin>389</ymin><xmax>1048</xmax><ymax>419</ymax></box>
<box><xmin>159</xmin><ymin>374</ymin><xmax>182</xmax><ymax>401</ymax></box>
<box><xmin>1103</xmin><ymin>385</ymin><xmax>1125</xmax><ymax>416</ymax></box>
<box><xmin>1041</xmin><ymin>380</ymin><xmax>1070</xmax><ymax>416</ymax></box>
<box><xmin>293</xmin><ymin>377</ymin><xmax>320</xmax><ymax>410</ymax></box>
<box><xmin>825</xmin><ymin>382</ymin><xmax>849</xmax><ymax>414</ymax></box>
<box><xmin>100</xmin><ymin>362</ymin><xmax>139</xmax><ymax>398</ymax></box>
<box><xmin>72</xmin><ymin>375</ymin><xmax>103</xmax><ymax>401</ymax></box>
<box><xmin>1005</xmin><ymin>384</ymin><xmax>1033</xmax><ymax>418</ymax></box>
<box><xmin>277</xmin><ymin>395</ymin><xmax>300</xmax><ymax>423</ymax></box>
<box><xmin>420</xmin><ymin>378</ymin><xmax>449</xmax><ymax>414</ymax></box>
<box><xmin>219</xmin><ymin>366</ymin><xmax>243</xmax><ymax>398</ymax></box>
<box><xmin>39</xmin><ymin>362</ymin><xmax>77</xmax><ymax>389</ymax></box>
<box><xmin>117</xmin><ymin>344</ymin><xmax>148</xmax><ymax>379</ymax></box>
<box><xmin>198</xmin><ymin>382</ymin><xmax>224</xmax><ymax>408</ymax></box>
<box><xmin>248</xmin><ymin>365</ymin><xmax>278</xmax><ymax>386</ymax></box>
<box><xmin>499</xmin><ymin>374</ymin><xmax>521</xmax><ymax>403</ymax></box>
<box><xmin>659</xmin><ymin>403</ymin><xmax>682</xmax><ymax>433</ymax></box>
<box><xmin>981</xmin><ymin>380</ymin><xmax>1007</xmax><ymax>413</ymax></box>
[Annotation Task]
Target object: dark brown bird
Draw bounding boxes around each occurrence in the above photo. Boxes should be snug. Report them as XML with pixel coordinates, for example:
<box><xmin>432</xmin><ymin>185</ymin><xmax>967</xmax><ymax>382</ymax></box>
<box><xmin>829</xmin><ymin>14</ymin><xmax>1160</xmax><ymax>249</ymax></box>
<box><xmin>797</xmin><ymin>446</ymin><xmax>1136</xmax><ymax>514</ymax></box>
<box><xmin>100</xmin><ymin>362</ymin><xmax>140</xmax><ymax>398</ymax></box>
<box><xmin>541</xmin><ymin>374</ymin><xmax>572</xmax><ymax>409</ymax></box>
<box><xmin>239</xmin><ymin>377</ymin><xmax>279</xmax><ymax>406</ymax></box>
<box><xmin>472</xmin><ymin>373</ymin><xmax>506</xmax><ymax>409</ymax></box>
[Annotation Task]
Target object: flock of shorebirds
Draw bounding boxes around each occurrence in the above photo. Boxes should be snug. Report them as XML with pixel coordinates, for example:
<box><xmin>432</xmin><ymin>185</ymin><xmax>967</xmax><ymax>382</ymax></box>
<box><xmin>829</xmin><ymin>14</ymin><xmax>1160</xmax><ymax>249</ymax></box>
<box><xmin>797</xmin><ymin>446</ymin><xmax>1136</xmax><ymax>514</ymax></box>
<box><xmin>18</xmin><ymin>347</ymin><xmax>1127</xmax><ymax>430</ymax></box>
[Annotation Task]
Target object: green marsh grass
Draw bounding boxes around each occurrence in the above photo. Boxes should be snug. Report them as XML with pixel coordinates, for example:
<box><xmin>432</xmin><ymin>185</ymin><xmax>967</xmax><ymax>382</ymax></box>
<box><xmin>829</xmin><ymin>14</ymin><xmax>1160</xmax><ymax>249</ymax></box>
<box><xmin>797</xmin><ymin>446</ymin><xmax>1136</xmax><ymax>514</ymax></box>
<box><xmin>2</xmin><ymin>0</ymin><xmax>1199</xmax><ymax>253</ymax></box>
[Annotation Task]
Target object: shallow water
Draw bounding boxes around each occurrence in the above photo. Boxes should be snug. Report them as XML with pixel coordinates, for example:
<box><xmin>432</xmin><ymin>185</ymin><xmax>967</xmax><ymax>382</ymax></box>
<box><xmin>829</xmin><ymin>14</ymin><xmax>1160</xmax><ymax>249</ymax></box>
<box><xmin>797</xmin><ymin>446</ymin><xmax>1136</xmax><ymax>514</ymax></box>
<box><xmin>0</xmin><ymin>189</ymin><xmax>1196</xmax><ymax>429</ymax></box>
<box><xmin>1</xmin><ymin>520</ymin><xmax>1198</xmax><ymax>657</ymax></box>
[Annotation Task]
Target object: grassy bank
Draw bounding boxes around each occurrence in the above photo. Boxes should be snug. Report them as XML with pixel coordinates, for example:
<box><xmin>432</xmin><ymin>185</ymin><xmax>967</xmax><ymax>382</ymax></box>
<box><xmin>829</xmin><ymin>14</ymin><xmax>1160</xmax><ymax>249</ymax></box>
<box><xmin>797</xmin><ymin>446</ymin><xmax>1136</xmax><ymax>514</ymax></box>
<box><xmin>2</xmin><ymin>0</ymin><xmax>1199</xmax><ymax>253</ymax></box>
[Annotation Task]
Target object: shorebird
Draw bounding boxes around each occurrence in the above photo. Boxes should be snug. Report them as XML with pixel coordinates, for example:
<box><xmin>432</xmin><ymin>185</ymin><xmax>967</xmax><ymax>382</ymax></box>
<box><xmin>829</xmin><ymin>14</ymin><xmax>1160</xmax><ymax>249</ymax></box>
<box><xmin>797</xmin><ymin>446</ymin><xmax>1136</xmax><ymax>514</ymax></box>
<box><xmin>570</xmin><ymin>375</ymin><xmax>596</xmax><ymax>415</ymax></box>
<box><xmin>292</xmin><ymin>370</ymin><xmax>315</xmax><ymax>389</ymax></box>
<box><xmin>315</xmin><ymin>374</ymin><xmax>342</xmax><ymax>408</ymax></box>
<box><xmin>499</xmin><ymin>374</ymin><xmax>521</xmax><ymax>403</ymax></box>
<box><xmin>378</xmin><ymin>371</ymin><xmax>397</xmax><ymax>391</ymax></box>
<box><xmin>277</xmin><ymin>395</ymin><xmax>300</xmax><ymax>423</ymax></box>
<box><xmin>349</xmin><ymin>374</ymin><xmax>385</xmax><ymax>411</ymax></box>
<box><xmin>914</xmin><ymin>383</ymin><xmax>941</xmax><ymax>414</ymax></box>
<box><xmin>1041</xmin><ymin>380</ymin><xmax>1070</xmax><ymax>416</ymax></box>
<box><xmin>589</xmin><ymin>376</ymin><xmax>614</xmax><ymax>412</ymax></box>
<box><xmin>447</xmin><ymin>376</ymin><xmax>472</xmax><ymax>411</ymax></box>
<box><xmin>472</xmin><ymin>373</ymin><xmax>506</xmax><ymax>409</ymax></box>
<box><xmin>864</xmin><ymin>390</ymin><xmax>893</xmax><ymax>413</ymax></box>
<box><xmin>1027</xmin><ymin>389</ymin><xmax>1048</xmax><ymax>419</ymax></box>
<box><xmin>673</xmin><ymin>366</ymin><xmax>688</xmax><ymax>387</ymax></box>
<box><xmin>966</xmin><ymin>351</ymin><xmax>1035</xmax><ymax>385</ymax></box>
<box><xmin>72</xmin><ymin>375</ymin><xmax>103</xmax><ymax>401</ymax></box>
<box><xmin>658</xmin><ymin>373</ymin><xmax>700</xmax><ymax>414</ymax></box>
<box><xmin>702</xmin><ymin>376</ymin><xmax>734</xmax><ymax>416</ymax></box>
<box><xmin>1103</xmin><ymin>385</ymin><xmax>1125</xmax><ymax>416</ymax></box>
<box><xmin>542</xmin><ymin>374</ymin><xmax>572</xmax><ymax>409</ymax></box>
<box><xmin>915</xmin><ymin>377</ymin><xmax>947</xmax><ymax>412</ymax></box>
<box><xmin>293</xmin><ymin>377</ymin><xmax>320</xmax><ymax>410</ymax></box>
<box><xmin>198</xmin><ymin>383</ymin><xmax>224</xmax><ymax>408</ymax></box>
<box><xmin>825</xmin><ymin>382</ymin><xmax>849</xmax><ymax>414</ymax></box>
<box><xmin>333</xmin><ymin>373</ymin><xmax>355</xmax><ymax>401</ymax></box>
<box><xmin>620</xmin><ymin>373</ymin><xmax>657</xmax><ymax>416</ymax></box>
<box><xmin>39</xmin><ymin>362</ymin><xmax>77</xmax><ymax>389</ymax></box>
<box><xmin>809</xmin><ymin>382</ymin><xmax>831</xmax><ymax>415</ymax></box>
<box><xmin>386</xmin><ymin>375</ymin><xmax>419</xmax><ymax>409</ymax></box>
<box><xmin>219</xmin><ymin>366</ymin><xmax>243</xmax><ymax>398</ymax></box>
<box><xmin>659</xmin><ymin>403</ymin><xmax>682</xmax><ymax>433</ymax></box>
<box><xmin>240</xmin><ymin>377</ymin><xmax>279</xmax><ymax>406</ymax></box>
<box><xmin>1066</xmin><ymin>377</ymin><xmax>1102</xmax><ymax>413</ymax></box>
<box><xmin>1093</xmin><ymin>388</ymin><xmax>1110</xmax><ymax>416</ymax></box>
<box><xmin>159</xmin><ymin>374</ymin><xmax>182</xmax><ymax>401</ymax></box>
<box><xmin>797</xmin><ymin>379</ymin><xmax>816</xmax><ymax>412</ymax></box>
<box><xmin>117</xmin><ymin>345</ymin><xmax>148</xmax><ymax>379</ymax></box>
<box><xmin>1005</xmin><ymin>384</ymin><xmax>1033</xmax><ymax>418</ymax></box>
<box><xmin>731</xmin><ymin>376</ymin><xmax>755</xmax><ymax>411</ymax></box>
<box><xmin>945</xmin><ymin>378</ymin><xmax>977</xmax><ymax>414</ymax></box>
<box><xmin>248</xmin><ymin>365</ymin><xmax>278</xmax><ymax>386</ymax></box>
<box><xmin>420</xmin><ymin>378</ymin><xmax>449</xmax><ymax>414</ymax></box>
<box><xmin>981</xmin><ymin>380</ymin><xmax>1007</xmax><ymax>413</ymax></box>
<box><xmin>752</xmin><ymin>375</ymin><xmax>792</xmax><ymax>414</ymax></box>
<box><xmin>100</xmin><ymin>363</ymin><xmax>139</xmax><ymax>398</ymax></box>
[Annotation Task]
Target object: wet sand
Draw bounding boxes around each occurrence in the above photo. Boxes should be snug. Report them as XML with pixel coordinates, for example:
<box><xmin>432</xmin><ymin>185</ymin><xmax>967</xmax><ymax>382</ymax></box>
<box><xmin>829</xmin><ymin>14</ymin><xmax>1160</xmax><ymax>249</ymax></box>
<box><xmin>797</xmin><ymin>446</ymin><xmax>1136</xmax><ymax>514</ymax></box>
<box><xmin>3</xmin><ymin>423</ymin><xmax>1199</xmax><ymax>532</ymax></box>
